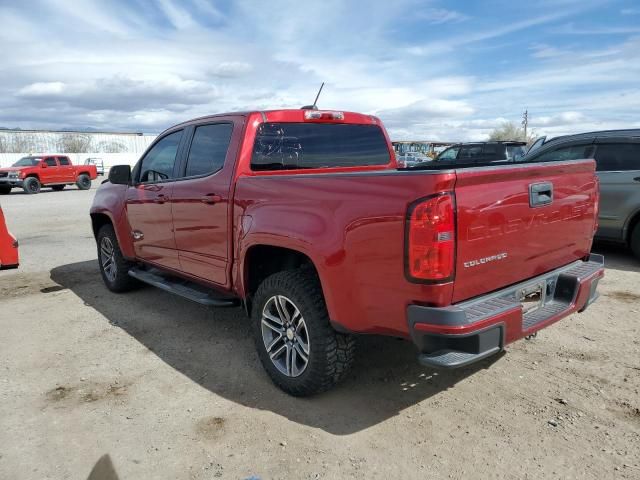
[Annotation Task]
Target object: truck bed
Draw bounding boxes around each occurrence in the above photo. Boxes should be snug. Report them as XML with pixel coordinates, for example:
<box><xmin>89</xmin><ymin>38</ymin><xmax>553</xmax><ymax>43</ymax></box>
<box><xmin>233</xmin><ymin>159</ymin><xmax>598</xmax><ymax>337</ymax></box>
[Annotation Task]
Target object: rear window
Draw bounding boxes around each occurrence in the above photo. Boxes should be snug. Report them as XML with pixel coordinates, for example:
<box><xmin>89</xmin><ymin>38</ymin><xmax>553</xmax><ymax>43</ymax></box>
<box><xmin>251</xmin><ymin>123</ymin><xmax>390</xmax><ymax>171</ymax></box>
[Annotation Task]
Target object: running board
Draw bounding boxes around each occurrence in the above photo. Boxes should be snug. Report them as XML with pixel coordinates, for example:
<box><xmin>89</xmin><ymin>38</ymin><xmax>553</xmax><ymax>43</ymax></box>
<box><xmin>128</xmin><ymin>267</ymin><xmax>239</xmax><ymax>307</ymax></box>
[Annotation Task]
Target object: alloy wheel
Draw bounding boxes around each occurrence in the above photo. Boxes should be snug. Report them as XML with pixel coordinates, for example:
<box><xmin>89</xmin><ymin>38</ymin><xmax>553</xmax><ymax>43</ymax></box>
<box><xmin>100</xmin><ymin>236</ymin><xmax>117</xmax><ymax>282</ymax></box>
<box><xmin>261</xmin><ymin>295</ymin><xmax>310</xmax><ymax>377</ymax></box>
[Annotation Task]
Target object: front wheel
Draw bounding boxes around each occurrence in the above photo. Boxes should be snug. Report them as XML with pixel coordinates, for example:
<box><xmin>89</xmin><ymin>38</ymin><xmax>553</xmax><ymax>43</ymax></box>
<box><xmin>631</xmin><ymin>222</ymin><xmax>640</xmax><ymax>260</ymax></box>
<box><xmin>97</xmin><ymin>224</ymin><xmax>139</xmax><ymax>293</ymax></box>
<box><xmin>76</xmin><ymin>174</ymin><xmax>91</xmax><ymax>190</ymax></box>
<box><xmin>23</xmin><ymin>177</ymin><xmax>41</xmax><ymax>194</ymax></box>
<box><xmin>251</xmin><ymin>269</ymin><xmax>356</xmax><ymax>396</ymax></box>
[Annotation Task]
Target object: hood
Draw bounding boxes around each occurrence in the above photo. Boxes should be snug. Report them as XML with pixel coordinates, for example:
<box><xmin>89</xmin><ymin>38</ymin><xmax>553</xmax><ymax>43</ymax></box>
<box><xmin>0</xmin><ymin>167</ymin><xmax>27</xmax><ymax>172</ymax></box>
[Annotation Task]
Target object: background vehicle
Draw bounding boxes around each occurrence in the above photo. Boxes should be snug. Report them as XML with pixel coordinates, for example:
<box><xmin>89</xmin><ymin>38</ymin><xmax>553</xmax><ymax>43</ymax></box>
<box><xmin>84</xmin><ymin>157</ymin><xmax>105</xmax><ymax>176</ymax></box>
<box><xmin>392</xmin><ymin>141</ymin><xmax>455</xmax><ymax>167</ymax></box>
<box><xmin>434</xmin><ymin>141</ymin><xmax>527</xmax><ymax>165</ymax></box>
<box><xmin>91</xmin><ymin>109</ymin><xmax>603</xmax><ymax>396</ymax></box>
<box><xmin>520</xmin><ymin>129</ymin><xmax>640</xmax><ymax>259</ymax></box>
<box><xmin>0</xmin><ymin>205</ymin><xmax>19</xmax><ymax>270</ymax></box>
<box><xmin>0</xmin><ymin>156</ymin><xmax>98</xmax><ymax>194</ymax></box>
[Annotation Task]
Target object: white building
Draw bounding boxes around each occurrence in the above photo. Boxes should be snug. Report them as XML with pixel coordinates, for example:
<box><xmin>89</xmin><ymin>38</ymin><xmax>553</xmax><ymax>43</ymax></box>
<box><xmin>0</xmin><ymin>129</ymin><xmax>157</xmax><ymax>169</ymax></box>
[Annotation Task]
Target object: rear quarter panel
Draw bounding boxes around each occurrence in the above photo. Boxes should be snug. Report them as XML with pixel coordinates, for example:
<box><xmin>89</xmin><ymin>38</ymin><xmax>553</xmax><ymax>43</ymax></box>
<box><xmin>233</xmin><ymin>171</ymin><xmax>455</xmax><ymax>337</ymax></box>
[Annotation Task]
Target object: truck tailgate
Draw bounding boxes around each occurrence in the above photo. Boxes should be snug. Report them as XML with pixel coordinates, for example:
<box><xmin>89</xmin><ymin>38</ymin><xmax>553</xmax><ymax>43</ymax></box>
<box><xmin>452</xmin><ymin>160</ymin><xmax>598</xmax><ymax>303</ymax></box>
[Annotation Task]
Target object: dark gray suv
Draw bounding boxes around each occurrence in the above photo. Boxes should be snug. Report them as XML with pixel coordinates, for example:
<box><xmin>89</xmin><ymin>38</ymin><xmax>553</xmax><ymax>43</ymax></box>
<box><xmin>521</xmin><ymin>130</ymin><xmax>640</xmax><ymax>259</ymax></box>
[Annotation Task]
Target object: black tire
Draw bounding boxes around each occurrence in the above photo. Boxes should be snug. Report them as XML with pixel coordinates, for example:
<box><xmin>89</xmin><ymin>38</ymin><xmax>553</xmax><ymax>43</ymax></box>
<box><xmin>631</xmin><ymin>222</ymin><xmax>640</xmax><ymax>260</ymax></box>
<box><xmin>251</xmin><ymin>269</ymin><xmax>356</xmax><ymax>396</ymax></box>
<box><xmin>76</xmin><ymin>174</ymin><xmax>91</xmax><ymax>190</ymax></box>
<box><xmin>51</xmin><ymin>185</ymin><xmax>65</xmax><ymax>191</ymax></box>
<box><xmin>97</xmin><ymin>224</ymin><xmax>139</xmax><ymax>293</ymax></box>
<box><xmin>23</xmin><ymin>177</ymin><xmax>41</xmax><ymax>194</ymax></box>
<box><xmin>0</xmin><ymin>186</ymin><xmax>11</xmax><ymax>195</ymax></box>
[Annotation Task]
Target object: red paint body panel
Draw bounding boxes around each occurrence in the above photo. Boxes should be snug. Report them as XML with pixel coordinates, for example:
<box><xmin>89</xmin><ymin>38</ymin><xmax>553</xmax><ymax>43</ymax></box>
<box><xmin>90</xmin><ymin>109</ymin><xmax>601</xmax><ymax>343</ymax></box>
<box><xmin>233</xmin><ymin>170</ymin><xmax>456</xmax><ymax>336</ymax></box>
<box><xmin>0</xmin><ymin>205</ymin><xmax>19</xmax><ymax>269</ymax></box>
<box><xmin>0</xmin><ymin>156</ymin><xmax>98</xmax><ymax>186</ymax></box>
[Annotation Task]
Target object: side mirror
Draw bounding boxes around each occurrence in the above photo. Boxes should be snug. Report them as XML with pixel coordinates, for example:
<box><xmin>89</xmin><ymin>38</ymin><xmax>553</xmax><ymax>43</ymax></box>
<box><xmin>108</xmin><ymin>165</ymin><xmax>131</xmax><ymax>185</ymax></box>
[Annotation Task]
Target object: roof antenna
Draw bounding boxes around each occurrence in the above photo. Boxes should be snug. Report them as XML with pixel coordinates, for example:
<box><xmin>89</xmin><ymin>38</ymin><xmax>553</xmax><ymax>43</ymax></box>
<box><xmin>302</xmin><ymin>82</ymin><xmax>324</xmax><ymax>110</ymax></box>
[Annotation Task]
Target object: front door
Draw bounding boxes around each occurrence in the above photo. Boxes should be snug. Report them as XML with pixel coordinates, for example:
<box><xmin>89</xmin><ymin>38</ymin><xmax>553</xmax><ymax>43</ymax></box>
<box><xmin>125</xmin><ymin>129</ymin><xmax>184</xmax><ymax>271</ymax></box>
<box><xmin>171</xmin><ymin>120</ymin><xmax>240</xmax><ymax>287</ymax></box>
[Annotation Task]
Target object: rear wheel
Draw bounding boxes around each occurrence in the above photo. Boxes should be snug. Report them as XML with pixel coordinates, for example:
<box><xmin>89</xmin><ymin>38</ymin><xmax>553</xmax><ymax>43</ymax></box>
<box><xmin>51</xmin><ymin>185</ymin><xmax>65</xmax><ymax>191</ymax></box>
<box><xmin>251</xmin><ymin>269</ymin><xmax>356</xmax><ymax>396</ymax></box>
<box><xmin>631</xmin><ymin>222</ymin><xmax>640</xmax><ymax>260</ymax></box>
<box><xmin>0</xmin><ymin>186</ymin><xmax>11</xmax><ymax>195</ymax></box>
<box><xmin>23</xmin><ymin>177</ymin><xmax>41</xmax><ymax>194</ymax></box>
<box><xmin>76</xmin><ymin>174</ymin><xmax>91</xmax><ymax>190</ymax></box>
<box><xmin>97</xmin><ymin>224</ymin><xmax>139</xmax><ymax>292</ymax></box>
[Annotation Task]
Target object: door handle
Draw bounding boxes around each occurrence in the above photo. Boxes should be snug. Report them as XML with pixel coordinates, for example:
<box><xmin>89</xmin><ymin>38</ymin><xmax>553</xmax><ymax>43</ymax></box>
<box><xmin>529</xmin><ymin>182</ymin><xmax>553</xmax><ymax>207</ymax></box>
<box><xmin>154</xmin><ymin>194</ymin><xmax>167</xmax><ymax>204</ymax></box>
<box><xmin>201</xmin><ymin>194</ymin><xmax>222</xmax><ymax>204</ymax></box>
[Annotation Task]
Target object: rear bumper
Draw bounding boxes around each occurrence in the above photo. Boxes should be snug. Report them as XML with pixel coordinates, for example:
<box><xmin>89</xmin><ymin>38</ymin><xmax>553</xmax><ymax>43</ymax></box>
<box><xmin>408</xmin><ymin>254</ymin><xmax>604</xmax><ymax>368</ymax></box>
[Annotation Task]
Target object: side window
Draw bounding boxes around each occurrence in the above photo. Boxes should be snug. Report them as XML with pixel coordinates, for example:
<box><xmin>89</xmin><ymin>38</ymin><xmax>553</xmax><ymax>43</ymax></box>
<box><xmin>482</xmin><ymin>143</ymin><xmax>499</xmax><ymax>157</ymax></box>
<box><xmin>45</xmin><ymin>157</ymin><xmax>58</xmax><ymax>167</ymax></box>
<box><xmin>459</xmin><ymin>145</ymin><xmax>482</xmax><ymax>160</ymax></box>
<box><xmin>58</xmin><ymin>157</ymin><xmax>70</xmax><ymax>166</ymax></box>
<box><xmin>437</xmin><ymin>147</ymin><xmax>459</xmax><ymax>161</ymax></box>
<box><xmin>138</xmin><ymin>130</ymin><xmax>183</xmax><ymax>183</ymax></box>
<box><xmin>531</xmin><ymin>144</ymin><xmax>591</xmax><ymax>163</ymax></box>
<box><xmin>184</xmin><ymin>123</ymin><xmax>233</xmax><ymax>177</ymax></box>
<box><xmin>506</xmin><ymin>145</ymin><xmax>526</xmax><ymax>161</ymax></box>
<box><xmin>595</xmin><ymin>143</ymin><xmax>640</xmax><ymax>172</ymax></box>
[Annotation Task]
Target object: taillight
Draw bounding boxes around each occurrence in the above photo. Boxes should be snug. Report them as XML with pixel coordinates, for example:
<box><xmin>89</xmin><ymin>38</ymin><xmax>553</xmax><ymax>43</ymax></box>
<box><xmin>405</xmin><ymin>193</ymin><xmax>455</xmax><ymax>282</ymax></box>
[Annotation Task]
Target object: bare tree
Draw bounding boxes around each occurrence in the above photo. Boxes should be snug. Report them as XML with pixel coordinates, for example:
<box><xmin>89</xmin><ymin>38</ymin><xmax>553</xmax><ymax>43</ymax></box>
<box><xmin>95</xmin><ymin>140</ymin><xmax>128</xmax><ymax>153</ymax></box>
<box><xmin>12</xmin><ymin>134</ymin><xmax>37</xmax><ymax>153</ymax></box>
<box><xmin>58</xmin><ymin>134</ymin><xmax>93</xmax><ymax>153</ymax></box>
<box><xmin>0</xmin><ymin>136</ymin><xmax>8</xmax><ymax>153</ymax></box>
<box><xmin>489</xmin><ymin>121</ymin><xmax>537</xmax><ymax>145</ymax></box>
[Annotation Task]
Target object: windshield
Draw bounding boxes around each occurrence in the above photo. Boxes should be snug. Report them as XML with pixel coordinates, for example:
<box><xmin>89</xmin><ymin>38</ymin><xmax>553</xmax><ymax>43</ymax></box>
<box><xmin>12</xmin><ymin>157</ymin><xmax>42</xmax><ymax>167</ymax></box>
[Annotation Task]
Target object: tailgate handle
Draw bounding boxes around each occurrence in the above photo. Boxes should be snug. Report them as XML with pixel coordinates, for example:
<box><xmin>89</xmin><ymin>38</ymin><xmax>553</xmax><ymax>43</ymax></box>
<box><xmin>529</xmin><ymin>182</ymin><xmax>553</xmax><ymax>207</ymax></box>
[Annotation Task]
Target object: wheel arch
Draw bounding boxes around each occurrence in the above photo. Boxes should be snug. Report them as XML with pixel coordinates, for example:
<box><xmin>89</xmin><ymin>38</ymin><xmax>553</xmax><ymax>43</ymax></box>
<box><xmin>240</xmin><ymin>244</ymin><xmax>330</xmax><ymax>317</ymax></box>
<box><xmin>625</xmin><ymin>208</ymin><xmax>640</xmax><ymax>245</ymax></box>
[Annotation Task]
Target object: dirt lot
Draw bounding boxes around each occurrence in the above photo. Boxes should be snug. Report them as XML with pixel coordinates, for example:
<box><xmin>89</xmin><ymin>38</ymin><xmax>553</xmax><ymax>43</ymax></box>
<box><xmin>1</xmin><ymin>185</ymin><xmax>639</xmax><ymax>480</ymax></box>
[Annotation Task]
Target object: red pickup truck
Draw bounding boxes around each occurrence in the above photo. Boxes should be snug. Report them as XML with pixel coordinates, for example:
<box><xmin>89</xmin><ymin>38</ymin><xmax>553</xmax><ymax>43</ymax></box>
<box><xmin>0</xmin><ymin>155</ymin><xmax>98</xmax><ymax>194</ymax></box>
<box><xmin>90</xmin><ymin>109</ymin><xmax>604</xmax><ymax>396</ymax></box>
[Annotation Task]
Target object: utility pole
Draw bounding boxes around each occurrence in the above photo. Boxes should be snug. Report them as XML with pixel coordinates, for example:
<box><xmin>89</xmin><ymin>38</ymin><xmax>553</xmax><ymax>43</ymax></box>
<box><xmin>522</xmin><ymin>110</ymin><xmax>528</xmax><ymax>141</ymax></box>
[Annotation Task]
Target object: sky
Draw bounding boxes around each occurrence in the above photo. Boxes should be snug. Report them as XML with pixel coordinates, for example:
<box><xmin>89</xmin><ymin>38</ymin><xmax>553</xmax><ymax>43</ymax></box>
<box><xmin>1</xmin><ymin>0</ymin><xmax>639</xmax><ymax>141</ymax></box>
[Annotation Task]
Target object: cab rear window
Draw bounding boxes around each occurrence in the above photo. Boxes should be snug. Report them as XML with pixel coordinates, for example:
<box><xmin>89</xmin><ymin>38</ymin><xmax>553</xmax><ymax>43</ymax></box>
<box><xmin>251</xmin><ymin>123</ymin><xmax>390</xmax><ymax>171</ymax></box>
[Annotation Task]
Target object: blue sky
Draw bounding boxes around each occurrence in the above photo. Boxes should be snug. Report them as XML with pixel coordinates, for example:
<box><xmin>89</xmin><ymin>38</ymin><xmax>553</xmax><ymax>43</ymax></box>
<box><xmin>1</xmin><ymin>0</ymin><xmax>639</xmax><ymax>140</ymax></box>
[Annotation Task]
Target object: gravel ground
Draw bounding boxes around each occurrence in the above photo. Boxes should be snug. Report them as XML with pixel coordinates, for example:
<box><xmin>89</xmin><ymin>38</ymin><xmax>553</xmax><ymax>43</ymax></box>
<box><xmin>0</xmin><ymin>184</ymin><xmax>639</xmax><ymax>480</ymax></box>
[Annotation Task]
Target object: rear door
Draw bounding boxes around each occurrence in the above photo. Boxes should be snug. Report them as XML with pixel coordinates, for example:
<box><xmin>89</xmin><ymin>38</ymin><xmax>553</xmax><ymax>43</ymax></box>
<box><xmin>452</xmin><ymin>160</ymin><xmax>598</xmax><ymax>303</ymax></box>
<box><xmin>42</xmin><ymin>157</ymin><xmax>60</xmax><ymax>183</ymax></box>
<box><xmin>57</xmin><ymin>156</ymin><xmax>74</xmax><ymax>182</ymax></box>
<box><xmin>125</xmin><ymin>129</ymin><xmax>185</xmax><ymax>271</ymax></box>
<box><xmin>593</xmin><ymin>138</ymin><xmax>640</xmax><ymax>241</ymax></box>
<box><xmin>171</xmin><ymin>118</ymin><xmax>241</xmax><ymax>287</ymax></box>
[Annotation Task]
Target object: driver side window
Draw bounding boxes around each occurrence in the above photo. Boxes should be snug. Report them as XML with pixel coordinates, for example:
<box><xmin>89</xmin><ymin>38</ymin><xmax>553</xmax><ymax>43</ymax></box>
<box><xmin>138</xmin><ymin>130</ymin><xmax>183</xmax><ymax>183</ymax></box>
